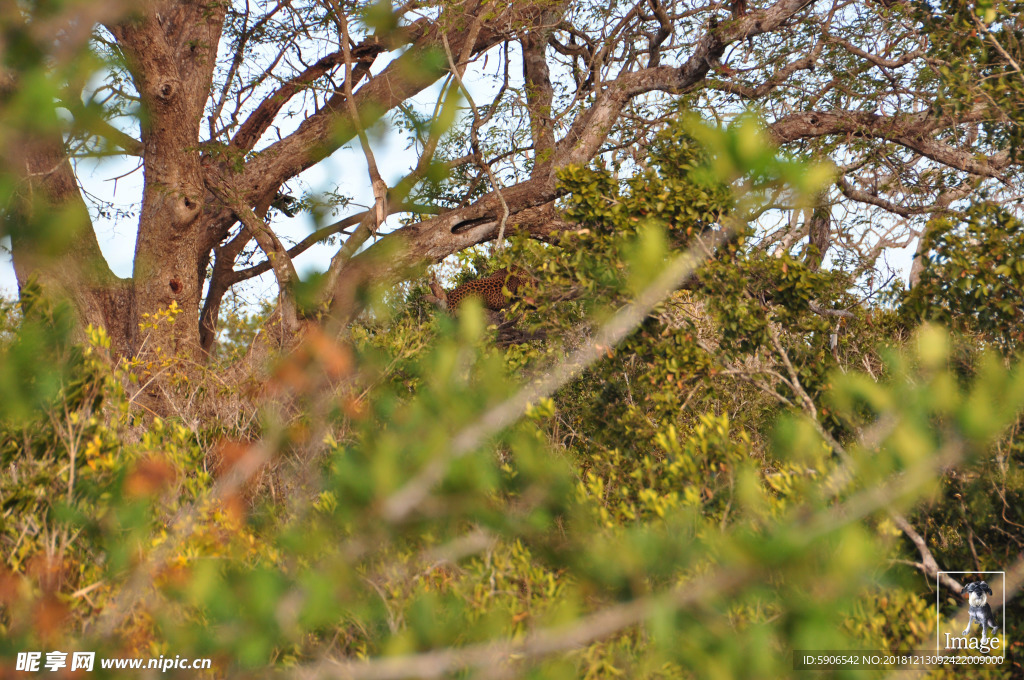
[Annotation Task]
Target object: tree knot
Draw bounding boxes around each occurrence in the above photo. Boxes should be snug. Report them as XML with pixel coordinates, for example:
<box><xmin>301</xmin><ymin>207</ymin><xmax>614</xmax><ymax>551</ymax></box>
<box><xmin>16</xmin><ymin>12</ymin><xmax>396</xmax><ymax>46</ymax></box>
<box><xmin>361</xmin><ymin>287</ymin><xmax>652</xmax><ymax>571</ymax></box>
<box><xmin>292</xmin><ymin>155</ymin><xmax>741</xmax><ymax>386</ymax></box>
<box><xmin>154</xmin><ymin>79</ymin><xmax>179</xmax><ymax>101</ymax></box>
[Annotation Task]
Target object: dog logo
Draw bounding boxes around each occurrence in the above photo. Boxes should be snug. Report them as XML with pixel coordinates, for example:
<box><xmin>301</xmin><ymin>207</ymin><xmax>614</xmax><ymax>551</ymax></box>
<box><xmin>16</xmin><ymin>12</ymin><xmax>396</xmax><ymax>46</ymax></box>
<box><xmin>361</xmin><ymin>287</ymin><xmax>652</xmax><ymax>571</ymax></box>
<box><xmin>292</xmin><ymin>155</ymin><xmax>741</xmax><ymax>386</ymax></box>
<box><xmin>937</xmin><ymin>571</ymin><xmax>1006</xmax><ymax>656</ymax></box>
<box><xmin>961</xmin><ymin>581</ymin><xmax>999</xmax><ymax>643</ymax></box>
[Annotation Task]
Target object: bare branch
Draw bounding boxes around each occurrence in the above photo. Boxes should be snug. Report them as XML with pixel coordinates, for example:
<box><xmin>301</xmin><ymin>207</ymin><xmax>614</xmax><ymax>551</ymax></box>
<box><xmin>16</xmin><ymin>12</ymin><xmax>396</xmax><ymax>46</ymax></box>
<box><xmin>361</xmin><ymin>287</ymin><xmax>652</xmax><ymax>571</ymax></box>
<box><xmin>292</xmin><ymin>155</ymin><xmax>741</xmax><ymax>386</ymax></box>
<box><xmin>769</xmin><ymin>108</ymin><xmax>1012</xmax><ymax>179</ymax></box>
<box><xmin>836</xmin><ymin>176</ymin><xmax>931</xmax><ymax>217</ymax></box>
<box><xmin>231</xmin><ymin>202</ymin><xmax>441</xmax><ymax>285</ymax></box>
<box><xmin>294</xmin><ymin>568</ymin><xmax>751</xmax><ymax>680</ymax></box>
<box><xmin>825</xmin><ymin>33</ymin><xmax>925</xmax><ymax>70</ymax></box>
<box><xmin>229</xmin><ymin>50</ymin><xmax>354</xmax><ymax>152</ymax></box>
<box><xmin>207</xmin><ymin>172</ymin><xmax>301</xmax><ymax>336</ymax></box>
<box><xmin>238</xmin><ymin>2</ymin><xmax>552</xmax><ymax>205</ymax></box>
<box><xmin>333</xmin><ymin>4</ymin><xmax>389</xmax><ymax>234</ymax></box>
<box><xmin>703</xmin><ymin>42</ymin><xmax>822</xmax><ymax>100</ymax></box>
<box><xmin>890</xmin><ymin>512</ymin><xmax>964</xmax><ymax>595</ymax></box>
<box><xmin>210</xmin><ymin>0</ymin><xmax>292</xmax><ymax>142</ymax></box>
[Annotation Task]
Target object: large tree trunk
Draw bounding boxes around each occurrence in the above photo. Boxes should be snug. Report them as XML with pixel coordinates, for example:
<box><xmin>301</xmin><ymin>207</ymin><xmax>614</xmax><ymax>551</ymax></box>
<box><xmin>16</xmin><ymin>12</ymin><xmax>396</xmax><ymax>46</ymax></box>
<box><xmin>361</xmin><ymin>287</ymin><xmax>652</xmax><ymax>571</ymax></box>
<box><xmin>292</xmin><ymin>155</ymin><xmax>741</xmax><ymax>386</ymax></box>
<box><xmin>105</xmin><ymin>1</ymin><xmax>226</xmax><ymax>363</ymax></box>
<box><xmin>6</xmin><ymin>130</ymin><xmax>135</xmax><ymax>350</ymax></box>
<box><xmin>4</xmin><ymin>1</ymin><xmax>228</xmax><ymax>416</ymax></box>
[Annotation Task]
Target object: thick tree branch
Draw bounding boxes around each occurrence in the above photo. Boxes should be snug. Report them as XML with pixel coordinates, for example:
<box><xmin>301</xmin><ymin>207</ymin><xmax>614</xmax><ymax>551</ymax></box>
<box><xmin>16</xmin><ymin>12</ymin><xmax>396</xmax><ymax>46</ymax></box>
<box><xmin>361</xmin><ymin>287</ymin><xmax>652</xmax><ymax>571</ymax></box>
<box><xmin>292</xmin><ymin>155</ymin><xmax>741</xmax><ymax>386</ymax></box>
<box><xmin>826</xmin><ymin>33</ymin><xmax>925</xmax><ymax>70</ymax></box>
<box><xmin>200</xmin><ymin>226</ymin><xmax>253</xmax><ymax>354</ymax></box>
<box><xmin>836</xmin><ymin>176</ymin><xmax>930</xmax><ymax>217</ymax></box>
<box><xmin>5</xmin><ymin>134</ymin><xmax>131</xmax><ymax>347</ymax></box>
<box><xmin>644</xmin><ymin>0</ymin><xmax>673</xmax><ymax>67</ymax></box>
<box><xmin>521</xmin><ymin>23</ymin><xmax>558</xmax><ymax>178</ymax></box>
<box><xmin>555</xmin><ymin>0</ymin><xmax>818</xmax><ymax>168</ymax></box>
<box><xmin>769</xmin><ymin>108</ymin><xmax>1011</xmax><ymax>178</ymax></box>
<box><xmin>890</xmin><ymin>512</ymin><xmax>964</xmax><ymax>595</ymax></box>
<box><xmin>328</xmin><ymin>0</ymin><xmax>820</xmax><ymax>306</ymax></box>
<box><xmin>334</xmin><ymin>5</ymin><xmax>389</xmax><ymax>233</ymax></box>
<box><xmin>208</xmin><ymin>172</ymin><xmax>301</xmax><ymax>337</ymax></box>
<box><xmin>237</xmin><ymin>2</ymin><xmax>553</xmax><ymax>208</ymax></box>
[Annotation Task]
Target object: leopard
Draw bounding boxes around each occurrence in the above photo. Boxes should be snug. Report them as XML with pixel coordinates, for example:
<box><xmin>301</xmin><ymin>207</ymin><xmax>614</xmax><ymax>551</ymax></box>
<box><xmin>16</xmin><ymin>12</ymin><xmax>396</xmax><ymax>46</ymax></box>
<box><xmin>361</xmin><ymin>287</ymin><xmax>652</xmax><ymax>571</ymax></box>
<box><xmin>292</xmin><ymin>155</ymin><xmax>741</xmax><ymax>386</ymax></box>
<box><xmin>445</xmin><ymin>266</ymin><xmax>534</xmax><ymax>311</ymax></box>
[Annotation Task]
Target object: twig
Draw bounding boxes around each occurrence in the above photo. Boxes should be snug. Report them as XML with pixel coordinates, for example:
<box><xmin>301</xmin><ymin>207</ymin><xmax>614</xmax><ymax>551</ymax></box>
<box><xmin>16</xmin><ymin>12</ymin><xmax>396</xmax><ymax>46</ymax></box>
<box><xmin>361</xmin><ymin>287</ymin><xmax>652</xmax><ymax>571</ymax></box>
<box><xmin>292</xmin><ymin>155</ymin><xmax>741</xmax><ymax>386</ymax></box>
<box><xmin>332</xmin><ymin>1</ymin><xmax>388</xmax><ymax>233</ymax></box>
<box><xmin>291</xmin><ymin>568</ymin><xmax>753</xmax><ymax>680</ymax></box>
<box><xmin>70</xmin><ymin>580</ymin><xmax>105</xmax><ymax>599</ymax></box>
<box><xmin>807</xmin><ymin>301</ymin><xmax>854</xmax><ymax>319</ymax></box>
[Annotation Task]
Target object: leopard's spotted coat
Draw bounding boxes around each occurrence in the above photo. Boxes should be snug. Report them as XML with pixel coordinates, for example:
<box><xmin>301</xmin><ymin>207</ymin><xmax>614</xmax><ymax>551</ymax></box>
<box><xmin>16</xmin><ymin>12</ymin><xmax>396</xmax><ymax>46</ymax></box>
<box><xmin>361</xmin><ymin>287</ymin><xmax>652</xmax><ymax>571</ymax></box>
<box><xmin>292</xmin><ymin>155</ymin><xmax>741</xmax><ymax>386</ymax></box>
<box><xmin>446</xmin><ymin>267</ymin><xmax>533</xmax><ymax>311</ymax></box>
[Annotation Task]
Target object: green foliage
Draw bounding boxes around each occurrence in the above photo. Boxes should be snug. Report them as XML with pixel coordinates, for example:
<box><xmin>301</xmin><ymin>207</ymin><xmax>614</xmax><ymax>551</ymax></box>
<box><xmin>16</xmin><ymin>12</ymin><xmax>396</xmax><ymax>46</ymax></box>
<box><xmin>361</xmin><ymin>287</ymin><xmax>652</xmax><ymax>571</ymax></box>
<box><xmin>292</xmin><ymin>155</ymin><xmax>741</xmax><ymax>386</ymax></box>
<box><xmin>921</xmin><ymin>0</ymin><xmax>1024</xmax><ymax>158</ymax></box>
<box><xmin>1</xmin><ymin>114</ymin><xmax>1022</xmax><ymax>680</ymax></box>
<box><xmin>0</xmin><ymin>282</ymin><xmax>96</xmax><ymax>424</ymax></box>
<box><xmin>905</xmin><ymin>202</ymin><xmax>1024</xmax><ymax>352</ymax></box>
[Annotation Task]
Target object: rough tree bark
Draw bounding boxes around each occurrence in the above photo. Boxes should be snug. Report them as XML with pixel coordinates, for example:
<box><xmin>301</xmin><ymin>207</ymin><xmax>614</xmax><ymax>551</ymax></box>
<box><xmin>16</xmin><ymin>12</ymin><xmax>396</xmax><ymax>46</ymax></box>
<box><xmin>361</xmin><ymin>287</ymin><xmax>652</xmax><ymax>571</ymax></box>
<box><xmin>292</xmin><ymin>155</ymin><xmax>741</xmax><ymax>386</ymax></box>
<box><xmin>103</xmin><ymin>1</ymin><xmax>228</xmax><ymax>362</ymax></box>
<box><xmin>8</xmin><ymin>135</ymin><xmax>134</xmax><ymax>350</ymax></box>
